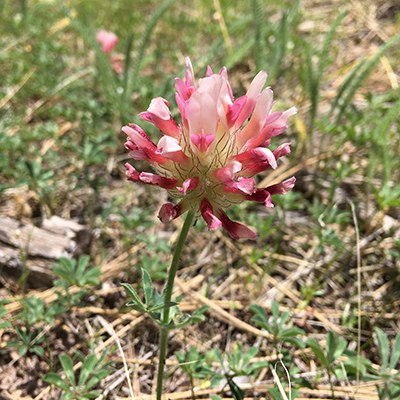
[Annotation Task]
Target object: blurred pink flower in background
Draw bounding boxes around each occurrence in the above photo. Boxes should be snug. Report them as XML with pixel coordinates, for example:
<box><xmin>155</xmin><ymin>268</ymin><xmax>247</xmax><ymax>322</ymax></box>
<box><xmin>96</xmin><ymin>30</ymin><xmax>118</xmax><ymax>53</ymax></box>
<box><xmin>123</xmin><ymin>58</ymin><xmax>296</xmax><ymax>239</ymax></box>
<box><xmin>110</xmin><ymin>54</ymin><xmax>124</xmax><ymax>75</ymax></box>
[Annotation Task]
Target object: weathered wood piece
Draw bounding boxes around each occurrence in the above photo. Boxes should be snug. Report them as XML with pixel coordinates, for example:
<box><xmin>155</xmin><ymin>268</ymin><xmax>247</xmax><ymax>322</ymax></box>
<box><xmin>0</xmin><ymin>216</ymin><xmax>90</xmax><ymax>287</ymax></box>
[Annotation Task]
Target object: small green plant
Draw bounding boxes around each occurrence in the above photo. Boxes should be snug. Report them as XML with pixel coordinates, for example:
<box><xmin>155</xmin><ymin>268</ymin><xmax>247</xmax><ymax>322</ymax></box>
<box><xmin>20</xmin><ymin>158</ymin><xmax>55</xmax><ymax>210</ymax></box>
<box><xmin>307</xmin><ymin>330</ymin><xmax>370</xmax><ymax>395</ymax></box>
<box><xmin>175</xmin><ymin>346</ymin><xmax>215</xmax><ymax>396</ymax></box>
<box><xmin>250</xmin><ymin>301</ymin><xmax>305</xmax><ymax>348</ymax></box>
<box><xmin>7</xmin><ymin>296</ymin><xmax>66</xmax><ymax>357</ymax></box>
<box><xmin>299</xmin><ymin>283</ymin><xmax>324</xmax><ymax>309</ymax></box>
<box><xmin>44</xmin><ymin>352</ymin><xmax>109</xmax><ymax>400</ymax></box>
<box><xmin>53</xmin><ymin>255</ymin><xmax>100</xmax><ymax>287</ymax></box>
<box><xmin>19</xmin><ymin>297</ymin><xmax>46</xmax><ymax>326</ymax></box>
<box><xmin>208</xmin><ymin>344</ymin><xmax>269</xmax><ymax>400</ymax></box>
<box><xmin>7</xmin><ymin>297</ymin><xmax>52</xmax><ymax>357</ymax></box>
<box><xmin>7</xmin><ymin>326</ymin><xmax>45</xmax><ymax>357</ymax></box>
<box><xmin>366</xmin><ymin>328</ymin><xmax>400</xmax><ymax>399</ymax></box>
<box><xmin>53</xmin><ymin>255</ymin><xmax>101</xmax><ymax>308</ymax></box>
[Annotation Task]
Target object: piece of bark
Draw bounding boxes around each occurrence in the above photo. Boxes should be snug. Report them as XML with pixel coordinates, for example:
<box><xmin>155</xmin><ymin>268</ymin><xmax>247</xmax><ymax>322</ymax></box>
<box><xmin>0</xmin><ymin>216</ymin><xmax>91</xmax><ymax>288</ymax></box>
<box><xmin>41</xmin><ymin>215</ymin><xmax>85</xmax><ymax>237</ymax></box>
<box><xmin>0</xmin><ymin>217</ymin><xmax>74</xmax><ymax>259</ymax></box>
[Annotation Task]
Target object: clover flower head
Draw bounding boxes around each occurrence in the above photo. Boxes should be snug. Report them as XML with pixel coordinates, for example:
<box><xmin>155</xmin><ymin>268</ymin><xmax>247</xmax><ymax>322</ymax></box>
<box><xmin>123</xmin><ymin>58</ymin><xmax>296</xmax><ymax>239</ymax></box>
<box><xmin>96</xmin><ymin>30</ymin><xmax>118</xmax><ymax>53</ymax></box>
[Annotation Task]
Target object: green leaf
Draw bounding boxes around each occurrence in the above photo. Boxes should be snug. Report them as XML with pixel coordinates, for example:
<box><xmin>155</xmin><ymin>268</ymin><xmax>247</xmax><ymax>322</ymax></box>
<box><xmin>141</xmin><ymin>268</ymin><xmax>154</xmax><ymax>306</ymax></box>
<box><xmin>32</xmin><ymin>345</ymin><xmax>44</xmax><ymax>357</ymax></box>
<box><xmin>122</xmin><ymin>283</ymin><xmax>145</xmax><ymax>309</ymax></box>
<box><xmin>319</xmin><ymin>11</ymin><xmax>347</xmax><ymax>74</ymax></box>
<box><xmin>285</xmin><ymin>337</ymin><xmax>305</xmax><ymax>348</ymax></box>
<box><xmin>250</xmin><ymin>304</ymin><xmax>269</xmax><ymax>330</ymax></box>
<box><xmin>375</xmin><ymin>327</ymin><xmax>390</xmax><ymax>371</ymax></box>
<box><xmin>390</xmin><ymin>332</ymin><xmax>400</xmax><ymax>370</ymax></box>
<box><xmin>85</xmin><ymin>374</ymin><xmax>103</xmax><ymax>390</ymax></box>
<box><xmin>149</xmin><ymin>301</ymin><xmax>177</xmax><ymax>313</ymax></box>
<box><xmin>281</xmin><ymin>327</ymin><xmax>304</xmax><ymax>338</ymax></box>
<box><xmin>279</xmin><ymin>311</ymin><xmax>290</xmax><ymax>326</ymax></box>
<box><xmin>271</xmin><ymin>301</ymin><xmax>279</xmax><ymax>320</ymax></box>
<box><xmin>60</xmin><ymin>354</ymin><xmax>75</xmax><ymax>385</ymax></box>
<box><xmin>327</xmin><ymin>331</ymin><xmax>347</xmax><ymax>363</ymax></box>
<box><xmin>76</xmin><ymin>255</ymin><xmax>90</xmax><ymax>279</ymax></box>
<box><xmin>307</xmin><ymin>338</ymin><xmax>328</xmax><ymax>367</ymax></box>
<box><xmin>18</xmin><ymin>346</ymin><xmax>28</xmax><ymax>357</ymax></box>
<box><xmin>249</xmin><ymin>360</ymin><xmax>269</xmax><ymax>373</ymax></box>
<box><xmin>44</xmin><ymin>372</ymin><xmax>70</xmax><ymax>391</ymax></box>
<box><xmin>83</xmin><ymin>267</ymin><xmax>101</xmax><ymax>286</ymax></box>
<box><xmin>242</xmin><ymin>347</ymin><xmax>258</xmax><ymax>366</ymax></box>
<box><xmin>79</xmin><ymin>354</ymin><xmax>97</xmax><ymax>386</ymax></box>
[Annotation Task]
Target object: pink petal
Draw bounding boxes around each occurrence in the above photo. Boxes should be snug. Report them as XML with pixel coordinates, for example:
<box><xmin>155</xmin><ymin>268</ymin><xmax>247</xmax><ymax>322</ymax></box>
<box><xmin>237</xmin><ymin>88</ymin><xmax>273</xmax><ymax>148</ymax></box>
<box><xmin>125</xmin><ymin>163</ymin><xmax>140</xmax><ymax>181</ymax></box>
<box><xmin>156</xmin><ymin>136</ymin><xmax>188</xmax><ymax>163</ymax></box>
<box><xmin>222</xmin><ymin>177</ymin><xmax>256</xmax><ymax>196</ymax></box>
<box><xmin>138</xmin><ymin>172</ymin><xmax>178</xmax><ymax>189</ymax></box>
<box><xmin>245</xmin><ymin>189</ymin><xmax>273</xmax><ymax>208</ymax></box>
<box><xmin>123</xmin><ymin>124</ymin><xmax>167</xmax><ymax>164</ymax></box>
<box><xmin>158</xmin><ymin>200</ymin><xmax>188</xmax><ymax>223</ymax></box>
<box><xmin>219</xmin><ymin>66</ymin><xmax>228</xmax><ymax>79</ymax></box>
<box><xmin>273</xmin><ymin>142</ymin><xmax>291</xmax><ymax>159</ymax></box>
<box><xmin>190</xmin><ymin>133</ymin><xmax>215</xmax><ymax>152</ymax></box>
<box><xmin>266</xmin><ymin>177</ymin><xmax>296</xmax><ymax>194</ymax></box>
<box><xmin>226</xmin><ymin>96</ymin><xmax>247</xmax><ymax>127</ymax></box>
<box><xmin>235</xmin><ymin>147</ymin><xmax>277</xmax><ymax>169</ymax></box>
<box><xmin>139</xmin><ymin>97</ymin><xmax>179</xmax><ymax>138</ymax></box>
<box><xmin>234</xmin><ymin>148</ymin><xmax>277</xmax><ymax>176</ymax></box>
<box><xmin>236</xmin><ymin>70</ymin><xmax>268</xmax><ymax>127</ymax></box>
<box><xmin>175</xmin><ymin>88</ymin><xmax>189</xmax><ymax>127</ymax></box>
<box><xmin>185</xmin><ymin>57</ymin><xmax>196</xmax><ymax>87</ymax></box>
<box><xmin>217</xmin><ymin>210</ymin><xmax>257</xmax><ymax>240</ymax></box>
<box><xmin>175</xmin><ymin>78</ymin><xmax>191</xmax><ymax>101</ymax></box>
<box><xmin>122</xmin><ymin>124</ymin><xmax>156</xmax><ymax>149</ymax></box>
<box><xmin>187</xmin><ymin>91</ymin><xmax>218</xmax><ymax>138</ymax></box>
<box><xmin>147</xmin><ymin>97</ymin><xmax>171</xmax><ymax>120</ymax></box>
<box><xmin>271</xmin><ymin>107</ymin><xmax>297</xmax><ymax>129</ymax></box>
<box><xmin>177</xmin><ymin>177</ymin><xmax>199</xmax><ymax>194</ymax></box>
<box><xmin>125</xmin><ymin>141</ymin><xmax>148</xmax><ymax>161</ymax></box>
<box><xmin>265</xmin><ymin>111</ymin><xmax>283</xmax><ymax>125</ymax></box>
<box><xmin>200</xmin><ymin>199</ymin><xmax>222</xmax><ymax>230</ymax></box>
<box><xmin>243</xmin><ymin>107</ymin><xmax>296</xmax><ymax>151</ymax></box>
<box><xmin>214</xmin><ymin>161</ymin><xmax>242</xmax><ymax>182</ymax></box>
<box><xmin>235</xmin><ymin>177</ymin><xmax>256</xmax><ymax>195</ymax></box>
<box><xmin>206</xmin><ymin>65</ymin><xmax>213</xmax><ymax>77</ymax></box>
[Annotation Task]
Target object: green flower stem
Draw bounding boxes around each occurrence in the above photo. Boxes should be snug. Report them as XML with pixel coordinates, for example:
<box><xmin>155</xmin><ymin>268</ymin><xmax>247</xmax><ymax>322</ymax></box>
<box><xmin>156</xmin><ymin>210</ymin><xmax>195</xmax><ymax>400</ymax></box>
